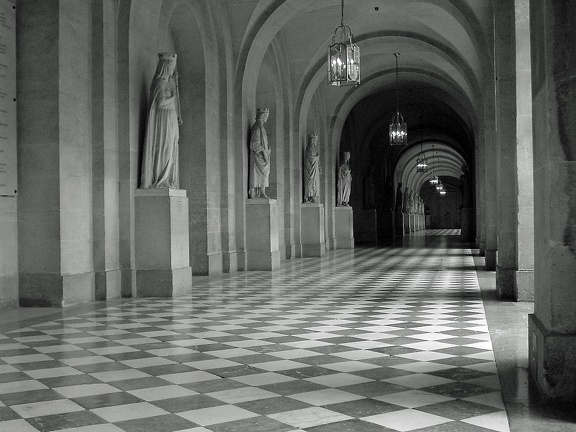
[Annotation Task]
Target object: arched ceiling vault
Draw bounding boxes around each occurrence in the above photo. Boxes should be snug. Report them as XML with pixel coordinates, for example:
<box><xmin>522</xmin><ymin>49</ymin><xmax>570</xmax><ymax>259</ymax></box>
<box><xmin>235</xmin><ymin>0</ymin><xmax>493</xmax><ymax>168</ymax></box>
<box><xmin>395</xmin><ymin>141</ymin><xmax>466</xmax><ymax>194</ymax></box>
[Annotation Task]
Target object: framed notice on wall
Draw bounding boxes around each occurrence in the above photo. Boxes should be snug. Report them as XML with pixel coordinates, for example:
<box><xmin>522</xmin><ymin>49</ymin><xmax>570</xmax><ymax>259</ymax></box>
<box><xmin>0</xmin><ymin>0</ymin><xmax>15</xmax><ymax>196</ymax></box>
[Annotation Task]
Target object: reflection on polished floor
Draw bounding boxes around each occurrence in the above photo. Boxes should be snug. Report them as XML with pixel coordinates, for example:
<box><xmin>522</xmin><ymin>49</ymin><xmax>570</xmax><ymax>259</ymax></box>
<box><xmin>0</xmin><ymin>230</ymin><xmax>574</xmax><ymax>432</ymax></box>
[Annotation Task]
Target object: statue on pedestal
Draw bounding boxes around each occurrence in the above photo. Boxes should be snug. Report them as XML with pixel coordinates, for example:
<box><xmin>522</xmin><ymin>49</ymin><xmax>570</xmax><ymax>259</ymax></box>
<box><xmin>140</xmin><ymin>53</ymin><xmax>182</xmax><ymax>189</ymax></box>
<box><xmin>337</xmin><ymin>152</ymin><xmax>352</xmax><ymax>206</ymax></box>
<box><xmin>249</xmin><ymin>108</ymin><xmax>271</xmax><ymax>199</ymax></box>
<box><xmin>304</xmin><ymin>134</ymin><xmax>320</xmax><ymax>203</ymax></box>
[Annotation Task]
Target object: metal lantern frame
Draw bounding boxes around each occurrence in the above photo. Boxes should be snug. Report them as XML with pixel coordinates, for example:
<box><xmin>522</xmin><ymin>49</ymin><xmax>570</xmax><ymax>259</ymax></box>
<box><xmin>328</xmin><ymin>0</ymin><xmax>360</xmax><ymax>87</ymax></box>
<box><xmin>389</xmin><ymin>53</ymin><xmax>407</xmax><ymax>145</ymax></box>
<box><xmin>416</xmin><ymin>121</ymin><xmax>427</xmax><ymax>172</ymax></box>
<box><xmin>429</xmin><ymin>145</ymin><xmax>439</xmax><ymax>185</ymax></box>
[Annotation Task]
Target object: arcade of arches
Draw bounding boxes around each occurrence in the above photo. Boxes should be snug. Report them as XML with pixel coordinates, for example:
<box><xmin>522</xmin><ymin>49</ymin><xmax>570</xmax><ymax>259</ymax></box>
<box><xmin>2</xmin><ymin>0</ymin><xmax>576</xmax><ymax>416</ymax></box>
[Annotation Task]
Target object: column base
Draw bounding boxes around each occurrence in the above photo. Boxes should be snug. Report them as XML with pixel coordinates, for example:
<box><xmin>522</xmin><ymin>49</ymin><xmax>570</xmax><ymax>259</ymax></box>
<box><xmin>485</xmin><ymin>249</ymin><xmax>497</xmax><ymax>270</ymax></box>
<box><xmin>19</xmin><ymin>272</ymin><xmax>95</xmax><ymax>307</ymax></box>
<box><xmin>95</xmin><ymin>269</ymin><xmax>121</xmax><ymax>301</ymax></box>
<box><xmin>403</xmin><ymin>213</ymin><xmax>410</xmax><ymax>234</ymax></box>
<box><xmin>495</xmin><ymin>267</ymin><xmax>534</xmax><ymax>301</ymax></box>
<box><xmin>478</xmin><ymin>240</ymin><xmax>486</xmax><ymax>256</ymax></box>
<box><xmin>247</xmin><ymin>251</ymin><xmax>281</xmax><ymax>271</ymax></box>
<box><xmin>222</xmin><ymin>251</ymin><xmax>238</xmax><ymax>273</ymax></box>
<box><xmin>529</xmin><ymin>314</ymin><xmax>576</xmax><ymax>402</ymax></box>
<box><xmin>136</xmin><ymin>267</ymin><xmax>192</xmax><ymax>297</ymax></box>
<box><xmin>516</xmin><ymin>269</ymin><xmax>534</xmax><ymax>301</ymax></box>
<box><xmin>121</xmin><ymin>268</ymin><xmax>136</xmax><ymax>298</ymax></box>
<box><xmin>285</xmin><ymin>243</ymin><xmax>297</xmax><ymax>259</ymax></box>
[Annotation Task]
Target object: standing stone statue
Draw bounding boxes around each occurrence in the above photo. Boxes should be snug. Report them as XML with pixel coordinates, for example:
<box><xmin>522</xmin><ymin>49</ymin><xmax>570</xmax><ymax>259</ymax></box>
<box><xmin>304</xmin><ymin>134</ymin><xmax>320</xmax><ymax>203</ymax></box>
<box><xmin>337</xmin><ymin>152</ymin><xmax>352</xmax><ymax>206</ymax></box>
<box><xmin>249</xmin><ymin>108</ymin><xmax>271</xmax><ymax>198</ymax></box>
<box><xmin>402</xmin><ymin>187</ymin><xmax>410</xmax><ymax>213</ymax></box>
<box><xmin>364</xmin><ymin>166</ymin><xmax>375</xmax><ymax>209</ymax></box>
<box><xmin>140</xmin><ymin>53</ymin><xmax>182</xmax><ymax>189</ymax></box>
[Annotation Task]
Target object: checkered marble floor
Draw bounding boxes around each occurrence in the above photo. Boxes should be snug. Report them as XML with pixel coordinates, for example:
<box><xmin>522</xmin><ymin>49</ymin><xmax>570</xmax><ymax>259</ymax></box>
<box><xmin>0</xmin><ymin>232</ymin><xmax>510</xmax><ymax>432</ymax></box>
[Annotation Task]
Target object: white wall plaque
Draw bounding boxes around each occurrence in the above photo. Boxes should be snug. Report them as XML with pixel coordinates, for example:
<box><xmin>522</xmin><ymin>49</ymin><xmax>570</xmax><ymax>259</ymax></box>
<box><xmin>0</xmin><ymin>0</ymin><xmax>15</xmax><ymax>196</ymax></box>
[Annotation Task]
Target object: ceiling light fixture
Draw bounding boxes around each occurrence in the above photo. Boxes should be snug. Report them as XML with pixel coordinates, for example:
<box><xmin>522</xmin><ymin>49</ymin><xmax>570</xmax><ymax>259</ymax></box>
<box><xmin>429</xmin><ymin>144</ymin><xmax>439</xmax><ymax>185</ymax></box>
<box><xmin>389</xmin><ymin>53</ymin><xmax>407</xmax><ymax>145</ymax></box>
<box><xmin>328</xmin><ymin>0</ymin><xmax>360</xmax><ymax>87</ymax></box>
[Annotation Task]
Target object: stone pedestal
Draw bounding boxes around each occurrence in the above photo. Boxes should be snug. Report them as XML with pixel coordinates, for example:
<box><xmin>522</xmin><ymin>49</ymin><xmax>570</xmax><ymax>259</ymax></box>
<box><xmin>135</xmin><ymin>189</ymin><xmax>192</xmax><ymax>297</ymax></box>
<box><xmin>529</xmin><ymin>314</ymin><xmax>576</xmax><ymax>402</ymax></box>
<box><xmin>335</xmin><ymin>206</ymin><xmax>354</xmax><ymax>249</ymax></box>
<box><xmin>246</xmin><ymin>198</ymin><xmax>280</xmax><ymax>270</ymax></box>
<box><xmin>301</xmin><ymin>203</ymin><xmax>325</xmax><ymax>257</ymax></box>
<box><xmin>354</xmin><ymin>209</ymin><xmax>377</xmax><ymax>244</ymax></box>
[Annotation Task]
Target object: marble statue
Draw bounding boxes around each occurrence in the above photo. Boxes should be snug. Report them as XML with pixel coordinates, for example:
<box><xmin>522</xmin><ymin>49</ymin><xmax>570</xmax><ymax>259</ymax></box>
<box><xmin>402</xmin><ymin>187</ymin><xmax>410</xmax><ymax>213</ymax></box>
<box><xmin>337</xmin><ymin>152</ymin><xmax>352</xmax><ymax>206</ymax></box>
<box><xmin>304</xmin><ymin>134</ymin><xmax>320</xmax><ymax>203</ymax></box>
<box><xmin>249</xmin><ymin>108</ymin><xmax>271</xmax><ymax>199</ymax></box>
<box><xmin>364</xmin><ymin>166</ymin><xmax>375</xmax><ymax>209</ymax></box>
<box><xmin>140</xmin><ymin>53</ymin><xmax>182</xmax><ymax>189</ymax></box>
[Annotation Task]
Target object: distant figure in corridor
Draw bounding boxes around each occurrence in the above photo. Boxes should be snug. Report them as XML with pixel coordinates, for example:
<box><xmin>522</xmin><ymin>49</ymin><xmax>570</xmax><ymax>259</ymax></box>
<box><xmin>249</xmin><ymin>108</ymin><xmax>271</xmax><ymax>199</ymax></box>
<box><xmin>304</xmin><ymin>134</ymin><xmax>320</xmax><ymax>203</ymax></box>
<box><xmin>337</xmin><ymin>151</ymin><xmax>352</xmax><ymax>206</ymax></box>
<box><xmin>140</xmin><ymin>53</ymin><xmax>182</xmax><ymax>189</ymax></box>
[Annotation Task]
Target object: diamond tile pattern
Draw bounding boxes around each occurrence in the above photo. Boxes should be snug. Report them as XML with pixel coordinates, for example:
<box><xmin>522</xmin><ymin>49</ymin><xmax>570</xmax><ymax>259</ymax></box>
<box><xmin>0</xmin><ymin>230</ymin><xmax>510</xmax><ymax>431</ymax></box>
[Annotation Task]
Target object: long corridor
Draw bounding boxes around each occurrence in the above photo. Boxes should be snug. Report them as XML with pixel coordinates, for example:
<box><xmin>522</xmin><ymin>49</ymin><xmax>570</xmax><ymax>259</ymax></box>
<box><xmin>0</xmin><ymin>231</ymin><xmax>563</xmax><ymax>432</ymax></box>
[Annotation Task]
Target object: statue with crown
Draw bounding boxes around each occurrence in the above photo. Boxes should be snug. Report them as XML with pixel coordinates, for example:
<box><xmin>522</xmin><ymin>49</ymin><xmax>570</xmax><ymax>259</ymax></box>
<box><xmin>140</xmin><ymin>53</ymin><xmax>182</xmax><ymax>189</ymax></box>
<box><xmin>248</xmin><ymin>107</ymin><xmax>272</xmax><ymax>199</ymax></box>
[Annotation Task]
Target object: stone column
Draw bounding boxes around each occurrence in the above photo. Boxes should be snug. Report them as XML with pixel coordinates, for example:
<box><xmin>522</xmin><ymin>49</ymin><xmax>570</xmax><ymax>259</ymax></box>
<box><xmin>484</xmin><ymin>80</ymin><xmax>498</xmax><ymax>270</ymax></box>
<box><xmin>528</xmin><ymin>0</ymin><xmax>576</xmax><ymax>402</ymax></box>
<box><xmin>494</xmin><ymin>0</ymin><xmax>534</xmax><ymax>300</ymax></box>
<box><xmin>92</xmin><ymin>0</ymin><xmax>121</xmax><ymax>300</ymax></box>
<box><xmin>18</xmin><ymin>1</ymin><xmax>95</xmax><ymax>306</ymax></box>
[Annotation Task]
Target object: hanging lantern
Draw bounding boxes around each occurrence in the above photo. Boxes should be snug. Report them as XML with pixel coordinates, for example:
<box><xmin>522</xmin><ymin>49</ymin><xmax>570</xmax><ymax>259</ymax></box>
<box><xmin>416</xmin><ymin>150</ymin><xmax>427</xmax><ymax>172</ymax></box>
<box><xmin>328</xmin><ymin>0</ymin><xmax>360</xmax><ymax>87</ymax></box>
<box><xmin>429</xmin><ymin>145</ymin><xmax>438</xmax><ymax>184</ymax></box>
<box><xmin>389</xmin><ymin>53</ymin><xmax>407</xmax><ymax>145</ymax></box>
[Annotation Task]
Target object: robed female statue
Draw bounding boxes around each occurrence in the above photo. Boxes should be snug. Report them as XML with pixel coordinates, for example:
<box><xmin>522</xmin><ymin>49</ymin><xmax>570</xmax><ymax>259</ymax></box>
<box><xmin>140</xmin><ymin>53</ymin><xmax>182</xmax><ymax>189</ymax></box>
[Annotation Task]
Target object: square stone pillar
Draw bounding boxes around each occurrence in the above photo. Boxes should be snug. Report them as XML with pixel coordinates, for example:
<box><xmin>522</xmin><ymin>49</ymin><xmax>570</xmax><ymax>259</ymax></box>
<box><xmin>246</xmin><ymin>198</ymin><xmax>280</xmax><ymax>270</ymax></box>
<box><xmin>335</xmin><ymin>206</ymin><xmax>354</xmax><ymax>249</ymax></box>
<box><xmin>301</xmin><ymin>203</ymin><xmax>325</xmax><ymax>257</ymax></box>
<box><xmin>135</xmin><ymin>189</ymin><xmax>192</xmax><ymax>297</ymax></box>
<box><xmin>409</xmin><ymin>214</ymin><xmax>416</xmax><ymax>232</ymax></box>
<box><xmin>529</xmin><ymin>0</ymin><xmax>576</xmax><ymax>402</ymax></box>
